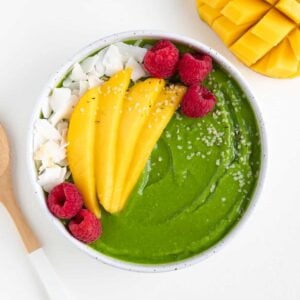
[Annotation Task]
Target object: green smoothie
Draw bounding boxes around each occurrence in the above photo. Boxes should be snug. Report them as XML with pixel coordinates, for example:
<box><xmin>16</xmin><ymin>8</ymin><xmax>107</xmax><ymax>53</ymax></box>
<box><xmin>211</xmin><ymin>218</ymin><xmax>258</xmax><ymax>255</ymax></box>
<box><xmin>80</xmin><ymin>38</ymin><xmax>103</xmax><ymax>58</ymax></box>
<box><xmin>90</xmin><ymin>60</ymin><xmax>261</xmax><ymax>264</ymax></box>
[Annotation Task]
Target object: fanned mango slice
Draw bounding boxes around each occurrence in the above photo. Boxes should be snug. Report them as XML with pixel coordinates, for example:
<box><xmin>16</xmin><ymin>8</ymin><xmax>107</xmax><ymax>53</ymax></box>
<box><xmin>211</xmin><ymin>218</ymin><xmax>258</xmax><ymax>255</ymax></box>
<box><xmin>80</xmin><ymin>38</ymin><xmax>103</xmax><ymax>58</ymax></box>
<box><xmin>120</xmin><ymin>85</ymin><xmax>187</xmax><ymax>211</ymax></box>
<box><xmin>108</xmin><ymin>78</ymin><xmax>165</xmax><ymax>213</ymax></box>
<box><xmin>95</xmin><ymin>69</ymin><xmax>131</xmax><ymax>212</ymax></box>
<box><xmin>196</xmin><ymin>0</ymin><xmax>300</xmax><ymax>78</ymax></box>
<box><xmin>67</xmin><ymin>87</ymin><xmax>101</xmax><ymax>218</ymax></box>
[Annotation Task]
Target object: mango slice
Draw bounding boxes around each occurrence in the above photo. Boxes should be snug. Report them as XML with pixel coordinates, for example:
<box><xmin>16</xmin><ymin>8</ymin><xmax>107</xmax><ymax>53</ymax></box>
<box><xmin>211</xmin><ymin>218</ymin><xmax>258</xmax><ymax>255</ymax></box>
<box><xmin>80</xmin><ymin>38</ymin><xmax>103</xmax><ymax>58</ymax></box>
<box><xmin>67</xmin><ymin>87</ymin><xmax>101</xmax><ymax>218</ymax></box>
<box><xmin>120</xmin><ymin>85</ymin><xmax>187</xmax><ymax>210</ymax></box>
<box><xmin>196</xmin><ymin>0</ymin><xmax>300</xmax><ymax>78</ymax></box>
<box><xmin>95</xmin><ymin>69</ymin><xmax>132</xmax><ymax>212</ymax></box>
<box><xmin>108</xmin><ymin>78</ymin><xmax>165</xmax><ymax>213</ymax></box>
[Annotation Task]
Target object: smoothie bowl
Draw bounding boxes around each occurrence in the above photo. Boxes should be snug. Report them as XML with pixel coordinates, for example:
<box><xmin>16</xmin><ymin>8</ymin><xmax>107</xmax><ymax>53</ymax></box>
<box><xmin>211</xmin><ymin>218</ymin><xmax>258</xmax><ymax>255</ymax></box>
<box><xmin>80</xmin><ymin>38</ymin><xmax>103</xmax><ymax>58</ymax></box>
<box><xmin>29</xmin><ymin>31</ymin><xmax>266</xmax><ymax>272</ymax></box>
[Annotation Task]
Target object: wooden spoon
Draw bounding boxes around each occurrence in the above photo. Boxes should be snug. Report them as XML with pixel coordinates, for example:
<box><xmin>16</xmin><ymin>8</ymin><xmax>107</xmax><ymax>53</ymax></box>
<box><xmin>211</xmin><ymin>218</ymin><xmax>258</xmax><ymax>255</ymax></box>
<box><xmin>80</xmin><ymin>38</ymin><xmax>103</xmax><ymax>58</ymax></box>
<box><xmin>0</xmin><ymin>123</ymin><xmax>69</xmax><ymax>300</ymax></box>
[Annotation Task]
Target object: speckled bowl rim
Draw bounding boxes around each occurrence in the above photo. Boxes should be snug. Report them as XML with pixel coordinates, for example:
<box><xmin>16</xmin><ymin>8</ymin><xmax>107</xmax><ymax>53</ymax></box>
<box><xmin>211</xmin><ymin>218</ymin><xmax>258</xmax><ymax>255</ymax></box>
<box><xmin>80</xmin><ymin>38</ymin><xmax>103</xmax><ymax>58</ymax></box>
<box><xmin>28</xmin><ymin>30</ymin><xmax>267</xmax><ymax>273</ymax></box>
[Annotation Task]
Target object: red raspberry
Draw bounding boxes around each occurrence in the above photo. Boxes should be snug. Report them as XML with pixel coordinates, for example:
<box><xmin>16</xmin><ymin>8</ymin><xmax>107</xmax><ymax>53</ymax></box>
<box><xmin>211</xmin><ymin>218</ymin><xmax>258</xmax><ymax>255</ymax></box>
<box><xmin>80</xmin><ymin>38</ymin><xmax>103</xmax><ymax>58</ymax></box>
<box><xmin>47</xmin><ymin>183</ymin><xmax>83</xmax><ymax>219</ymax></box>
<box><xmin>181</xmin><ymin>85</ymin><xmax>216</xmax><ymax>118</ymax></box>
<box><xmin>143</xmin><ymin>40</ymin><xmax>179</xmax><ymax>78</ymax></box>
<box><xmin>68</xmin><ymin>209</ymin><xmax>102</xmax><ymax>244</ymax></box>
<box><xmin>178</xmin><ymin>53</ymin><xmax>212</xmax><ymax>85</ymax></box>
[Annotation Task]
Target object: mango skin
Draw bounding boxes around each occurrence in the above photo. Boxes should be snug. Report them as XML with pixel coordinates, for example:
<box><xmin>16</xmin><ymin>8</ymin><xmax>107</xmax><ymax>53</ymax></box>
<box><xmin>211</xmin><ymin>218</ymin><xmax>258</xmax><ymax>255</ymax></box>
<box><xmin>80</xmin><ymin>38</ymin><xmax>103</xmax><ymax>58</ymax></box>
<box><xmin>67</xmin><ymin>87</ymin><xmax>101</xmax><ymax>218</ymax></box>
<box><xmin>196</xmin><ymin>0</ymin><xmax>300</xmax><ymax>78</ymax></box>
<box><xmin>95</xmin><ymin>69</ymin><xmax>132</xmax><ymax>212</ymax></box>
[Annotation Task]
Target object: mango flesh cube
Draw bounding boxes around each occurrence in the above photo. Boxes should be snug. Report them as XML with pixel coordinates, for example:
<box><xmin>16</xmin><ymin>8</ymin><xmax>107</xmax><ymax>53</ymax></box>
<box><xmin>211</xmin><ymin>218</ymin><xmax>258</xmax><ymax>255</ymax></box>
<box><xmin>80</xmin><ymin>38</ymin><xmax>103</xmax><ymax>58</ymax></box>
<box><xmin>95</xmin><ymin>69</ymin><xmax>131</xmax><ymax>212</ymax></box>
<box><xmin>276</xmin><ymin>0</ymin><xmax>300</xmax><ymax>24</ymax></box>
<box><xmin>212</xmin><ymin>16</ymin><xmax>252</xmax><ymax>46</ymax></box>
<box><xmin>201</xmin><ymin>0</ymin><xmax>228</xmax><ymax>9</ymax></box>
<box><xmin>198</xmin><ymin>4</ymin><xmax>222</xmax><ymax>26</ymax></box>
<box><xmin>221</xmin><ymin>0</ymin><xmax>270</xmax><ymax>25</ymax></box>
<box><xmin>121</xmin><ymin>85</ymin><xmax>187</xmax><ymax>209</ymax></box>
<box><xmin>288</xmin><ymin>29</ymin><xmax>300</xmax><ymax>60</ymax></box>
<box><xmin>251</xmin><ymin>9</ymin><xmax>295</xmax><ymax>46</ymax></box>
<box><xmin>67</xmin><ymin>87</ymin><xmax>100</xmax><ymax>218</ymax></box>
<box><xmin>252</xmin><ymin>52</ymin><xmax>271</xmax><ymax>74</ymax></box>
<box><xmin>263</xmin><ymin>0</ymin><xmax>279</xmax><ymax>4</ymax></box>
<box><xmin>230</xmin><ymin>31</ymin><xmax>273</xmax><ymax>65</ymax></box>
<box><xmin>109</xmin><ymin>79</ymin><xmax>165</xmax><ymax>213</ymax></box>
<box><xmin>266</xmin><ymin>39</ymin><xmax>298</xmax><ymax>77</ymax></box>
<box><xmin>289</xmin><ymin>62</ymin><xmax>300</xmax><ymax>78</ymax></box>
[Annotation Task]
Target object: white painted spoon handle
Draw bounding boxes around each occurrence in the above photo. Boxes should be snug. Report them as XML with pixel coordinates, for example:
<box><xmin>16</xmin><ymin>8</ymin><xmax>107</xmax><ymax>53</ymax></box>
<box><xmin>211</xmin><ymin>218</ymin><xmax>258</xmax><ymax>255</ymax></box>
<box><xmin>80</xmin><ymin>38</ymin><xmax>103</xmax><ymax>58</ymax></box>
<box><xmin>29</xmin><ymin>248</ymin><xmax>70</xmax><ymax>300</ymax></box>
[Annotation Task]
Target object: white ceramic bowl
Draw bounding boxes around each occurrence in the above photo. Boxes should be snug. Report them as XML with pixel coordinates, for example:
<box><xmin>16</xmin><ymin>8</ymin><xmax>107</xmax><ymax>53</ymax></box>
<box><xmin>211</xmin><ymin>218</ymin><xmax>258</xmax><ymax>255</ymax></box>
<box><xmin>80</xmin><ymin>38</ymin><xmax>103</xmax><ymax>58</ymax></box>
<box><xmin>28</xmin><ymin>30</ymin><xmax>267</xmax><ymax>273</ymax></box>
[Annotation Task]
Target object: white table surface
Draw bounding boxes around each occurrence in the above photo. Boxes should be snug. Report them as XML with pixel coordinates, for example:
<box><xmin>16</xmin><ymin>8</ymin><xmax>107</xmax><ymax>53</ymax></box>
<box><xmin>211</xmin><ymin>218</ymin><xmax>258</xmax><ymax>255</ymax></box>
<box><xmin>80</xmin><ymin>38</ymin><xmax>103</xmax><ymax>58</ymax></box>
<box><xmin>1</xmin><ymin>0</ymin><xmax>300</xmax><ymax>299</ymax></box>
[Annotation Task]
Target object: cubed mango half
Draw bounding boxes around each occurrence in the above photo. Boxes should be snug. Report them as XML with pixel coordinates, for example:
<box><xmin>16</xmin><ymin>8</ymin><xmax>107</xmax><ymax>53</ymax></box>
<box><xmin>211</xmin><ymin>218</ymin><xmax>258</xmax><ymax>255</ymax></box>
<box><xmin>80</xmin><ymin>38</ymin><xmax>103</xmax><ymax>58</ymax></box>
<box><xmin>196</xmin><ymin>0</ymin><xmax>300</xmax><ymax>78</ymax></box>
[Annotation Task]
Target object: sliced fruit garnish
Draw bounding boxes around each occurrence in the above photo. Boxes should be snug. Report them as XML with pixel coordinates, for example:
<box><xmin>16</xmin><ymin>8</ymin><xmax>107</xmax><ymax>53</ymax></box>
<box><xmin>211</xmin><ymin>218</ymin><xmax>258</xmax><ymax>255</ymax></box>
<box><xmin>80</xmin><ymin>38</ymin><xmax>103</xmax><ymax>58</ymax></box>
<box><xmin>67</xmin><ymin>87</ymin><xmax>100</xmax><ymax>217</ymax></box>
<box><xmin>108</xmin><ymin>78</ymin><xmax>165</xmax><ymax>213</ymax></box>
<box><xmin>95</xmin><ymin>68</ymin><xmax>132</xmax><ymax>212</ymax></box>
<box><xmin>120</xmin><ymin>85</ymin><xmax>187</xmax><ymax>210</ymax></box>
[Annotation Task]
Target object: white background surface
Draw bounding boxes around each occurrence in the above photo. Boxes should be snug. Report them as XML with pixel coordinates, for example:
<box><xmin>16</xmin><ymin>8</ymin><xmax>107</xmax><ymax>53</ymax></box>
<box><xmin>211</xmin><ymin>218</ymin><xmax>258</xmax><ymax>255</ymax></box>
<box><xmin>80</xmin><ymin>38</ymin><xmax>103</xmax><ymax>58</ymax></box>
<box><xmin>0</xmin><ymin>0</ymin><xmax>299</xmax><ymax>299</ymax></box>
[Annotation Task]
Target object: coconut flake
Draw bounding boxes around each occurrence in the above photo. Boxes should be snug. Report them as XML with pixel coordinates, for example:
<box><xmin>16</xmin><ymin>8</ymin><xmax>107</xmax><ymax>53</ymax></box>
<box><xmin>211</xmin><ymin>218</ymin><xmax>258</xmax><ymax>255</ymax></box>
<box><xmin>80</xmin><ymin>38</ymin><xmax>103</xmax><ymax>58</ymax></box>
<box><xmin>78</xmin><ymin>80</ymin><xmax>89</xmax><ymax>96</ymax></box>
<box><xmin>102</xmin><ymin>45</ymin><xmax>123</xmax><ymax>76</ymax></box>
<box><xmin>48</xmin><ymin>93</ymin><xmax>79</xmax><ymax>126</ymax></box>
<box><xmin>41</xmin><ymin>99</ymin><xmax>52</xmax><ymax>119</ymax></box>
<box><xmin>88</xmin><ymin>73</ymin><xmax>103</xmax><ymax>88</ymax></box>
<box><xmin>126</xmin><ymin>57</ymin><xmax>147</xmax><ymax>81</ymax></box>
<box><xmin>35</xmin><ymin>140</ymin><xmax>66</xmax><ymax>170</ymax></box>
<box><xmin>63</xmin><ymin>77</ymin><xmax>80</xmax><ymax>90</ymax></box>
<box><xmin>95</xmin><ymin>49</ymin><xmax>106</xmax><ymax>77</ymax></box>
<box><xmin>33</xmin><ymin>119</ymin><xmax>61</xmax><ymax>151</ymax></box>
<box><xmin>49</xmin><ymin>88</ymin><xmax>71</xmax><ymax>113</ymax></box>
<box><xmin>37</xmin><ymin>166</ymin><xmax>67</xmax><ymax>192</ymax></box>
<box><xmin>71</xmin><ymin>89</ymin><xmax>80</xmax><ymax>97</ymax></box>
<box><xmin>56</xmin><ymin>121</ymin><xmax>69</xmax><ymax>141</ymax></box>
<box><xmin>114</xmin><ymin>42</ymin><xmax>147</xmax><ymax>63</ymax></box>
<box><xmin>80</xmin><ymin>55</ymin><xmax>99</xmax><ymax>73</ymax></box>
<box><xmin>70</xmin><ymin>63</ymin><xmax>87</xmax><ymax>81</ymax></box>
<box><xmin>62</xmin><ymin>76</ymin><xmax>73</xmax><ymax>88</ymax></box>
